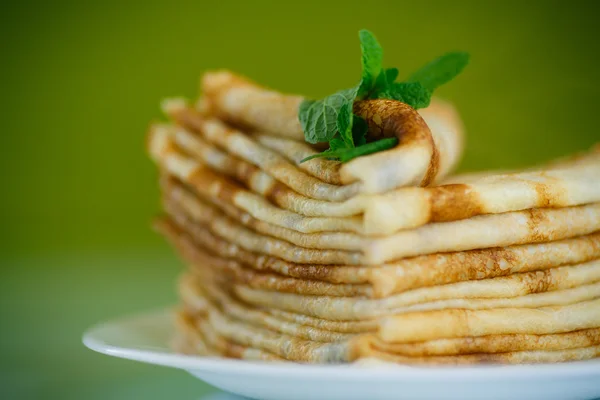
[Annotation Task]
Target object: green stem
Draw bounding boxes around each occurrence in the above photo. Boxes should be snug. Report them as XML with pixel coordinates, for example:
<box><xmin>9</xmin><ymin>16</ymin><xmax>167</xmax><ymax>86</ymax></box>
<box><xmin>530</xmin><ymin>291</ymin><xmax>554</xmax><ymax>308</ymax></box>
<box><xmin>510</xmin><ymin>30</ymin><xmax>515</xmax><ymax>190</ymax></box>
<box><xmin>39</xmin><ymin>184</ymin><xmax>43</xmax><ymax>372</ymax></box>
<box><xmin>300</xmin><ymin>137</ymin><xmax>398</xmax><ymax>163</ymax></box>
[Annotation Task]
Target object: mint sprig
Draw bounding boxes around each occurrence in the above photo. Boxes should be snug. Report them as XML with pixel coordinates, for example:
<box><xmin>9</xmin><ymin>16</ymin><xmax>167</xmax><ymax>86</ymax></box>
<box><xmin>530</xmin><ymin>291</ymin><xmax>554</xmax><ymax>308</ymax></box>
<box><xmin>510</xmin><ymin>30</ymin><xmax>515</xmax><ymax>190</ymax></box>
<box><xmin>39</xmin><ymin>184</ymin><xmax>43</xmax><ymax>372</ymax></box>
<box><xmin>357</xmin><ymin>29</ymin><xmax>384</xmax><ymax>97</ymax></box>
<box><xmin>408</xmin><ymin>52</ymin><xmax>470</xmax><ymax>91</ymax></box>
<box><xmin>298</xmin><ymin>30</ymin><xmax>469</xmax><ymax>163</ymax></box>
<box><xmin>298</xmin><ymin>88</ymin><xmax>357</xmax><ymax>145</ymax></box>
<box><xmin>301</xmin><ymin>137</ymin><xmax>398</xmax><ymax>163</ymax></box>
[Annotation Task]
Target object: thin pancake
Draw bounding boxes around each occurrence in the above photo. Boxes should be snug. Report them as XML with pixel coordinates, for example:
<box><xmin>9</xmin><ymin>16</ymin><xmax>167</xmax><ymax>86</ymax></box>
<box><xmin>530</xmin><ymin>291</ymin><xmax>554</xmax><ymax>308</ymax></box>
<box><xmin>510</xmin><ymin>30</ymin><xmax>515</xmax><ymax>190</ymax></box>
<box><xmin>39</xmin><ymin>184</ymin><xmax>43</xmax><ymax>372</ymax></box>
<box><xmin>354</xmin><ymin>341</ymin><xmax>600</xmax><ymax>365</ymax></box>
<box><xmin>379</xmin><ymin>298</ymin><xmax>600</xmax><ymax>342</ymax></box>
<box><xmin>179</xmin><ymin>274</ymin><xmax>354</xmax><ymax>343</ymax></box>
<box><xmin>149</xmin><ymin>126</ymin><xmax>600</xmax><ymax>247</ymax></box>
<box><xmin>159</xmin><ymin>123</ymin><xmax>600</xmax><ymax>234</ymax></box>
<box><xmin>233</xmin><ymin>278</ymin><xmax>600</xmax><ymax>320</ymax></box>
<box><xmin>201</xmin><ymin>71</ymin><xmax>463</xmax><ymax>191</ymax></box>
<box><xmin>363</xmin><ymin>329</ymin><xmax>600</xmax><ymax>356</ymax></box>
<box><xmin>154</xmin><ymin>212</ymin><xmax>600</xmax><ymax>297</ymax></box>
<box><xmin>179</xmin><ymin>272</ymin><xmax>600</xmax><ymax>357</ymax></box>
<box><xmin>180</xmin><ymin>295</ymin><xmax>600</xmax><ymax>364</ymax></box>
<box><xmin>175</xmin><ymin>311</ymin><xmax>284</xmax><ymax>361</ymax></box>
<box><xmin>165</xmin><ymin>103</ymin><xmax>359</xmax><ymax>201</ymax></box>
<box><xmin>164</xmin><ymin>209</ymin><xmax>600</xmax><ymax>305</ymax></box>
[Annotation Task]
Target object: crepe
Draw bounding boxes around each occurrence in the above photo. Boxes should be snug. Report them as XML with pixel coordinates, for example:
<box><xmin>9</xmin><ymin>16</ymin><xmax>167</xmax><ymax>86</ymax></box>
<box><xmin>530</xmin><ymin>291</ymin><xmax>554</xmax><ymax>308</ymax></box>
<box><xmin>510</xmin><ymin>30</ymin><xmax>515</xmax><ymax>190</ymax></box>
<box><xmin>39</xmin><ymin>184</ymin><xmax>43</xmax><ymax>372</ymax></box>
<box><xmin>232</xmin><ymin>280</ymin><xmax>600</xmax><ymax>321</ymax></box>
<box><xmin>162</xmin><ymin>180</ymin><xmax>600</xmax><ymax>264</ymax></box>
<box><xmin>354</xmin><ymin>342</ymin><xmax>600</xmax><ymax>365</ymax></box>
<box><xmin>163</xmin><ymin>174</ymin><xmax>600</xmax><ymax>264</ymax></box>
<box><xmin>152</xmin><ymin>68</ymin><xmax>600</xmax><ymax>366</ymax></box>
<box><xmin>180</xmin><ymin>277</ymin><xmax>600</xmax><ymax>357</ymax></box>
<box><xmin>379</xmin><ymin>298</ymin><xmax>600</xmax><ymax>342</ymax></box>
<box><xmin>179</xmin><ymin>274</ymin><xmax>355</xmax><ymax>343</ymax></box>
<box><xmin>152</xmin><ymin>122</ymin><xmax>600</xmax><ymax>235</ymax></box>
<box><xmin>366</xmin><ymin>146</ymin><xmax>600</xmax><ymax>231</ymax></box>
<box><xmin>361</xmin><ymin>329</ymin><xmax>600</xmax><ymax>356</ymax></box>
<box><xmin>175</xmin><ymin>311</ymin><xmax>284</xmax><ymax>361</ymax></box>
<box><xmin>155</xmin><ymin>209</ymin><xmax>600</xmax><ymax>297</ymax></box>
<box><xmin>364</xmin><ymin>203</ymin><xmax>600</xmax><ymax>263</ymax></box>
<box><xmin>165</xmin><ymin>209</ymin><xmax>600</xmax><ymax>309</ymax></box>
<box><xmin>165</xmin><ymin>101</ymin><xmax>360</xmax><ymax>201</ymax></box>
<box><xmin>148</xmin><ymin>127</ymin><xmax>367</xmax><ymax>234</ymax></box>
<box><xmin>149</xmin><ymin>125</ymin><xmax>600</xmax><ymax>238</ymax></box>
<box><xmin>179</xmin><ymin>269</ymin><xmax>600</xmax><ymax>351</ymax></box>
<box><xmin>179</xmin><ymin>272</ymin><xmax>600</xmax><ymax>359</ymax></box>
<box><xmin>200</xmin><ymin>70</ymin><xmax>464</xmax><ymax>192</ymax></box>
<box><xmin>179</xmin><ymin>289</ymin><xmax>600</xmax><ymax>364</ymax></box>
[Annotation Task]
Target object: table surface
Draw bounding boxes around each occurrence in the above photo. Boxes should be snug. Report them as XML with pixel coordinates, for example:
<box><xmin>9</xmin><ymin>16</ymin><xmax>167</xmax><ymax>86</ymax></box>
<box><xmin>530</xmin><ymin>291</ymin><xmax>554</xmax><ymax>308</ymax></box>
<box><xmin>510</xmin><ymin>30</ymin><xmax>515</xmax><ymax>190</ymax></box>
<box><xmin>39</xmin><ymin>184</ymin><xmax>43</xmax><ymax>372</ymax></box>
<box><xmin>0</xmin><ymin>251</ymin><xmax>225</xmax><ymax>400</ymax></box>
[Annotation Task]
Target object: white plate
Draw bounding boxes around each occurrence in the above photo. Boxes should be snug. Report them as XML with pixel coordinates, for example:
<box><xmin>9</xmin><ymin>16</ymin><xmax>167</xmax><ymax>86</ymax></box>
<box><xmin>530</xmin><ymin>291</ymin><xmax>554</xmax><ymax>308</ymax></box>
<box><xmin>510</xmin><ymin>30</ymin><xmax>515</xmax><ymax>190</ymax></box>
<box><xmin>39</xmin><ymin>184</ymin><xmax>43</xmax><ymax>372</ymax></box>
<box><xmin>83</xmin><ymin>309</ymin><xmax>600</xmax><ymax>400</ymax></box>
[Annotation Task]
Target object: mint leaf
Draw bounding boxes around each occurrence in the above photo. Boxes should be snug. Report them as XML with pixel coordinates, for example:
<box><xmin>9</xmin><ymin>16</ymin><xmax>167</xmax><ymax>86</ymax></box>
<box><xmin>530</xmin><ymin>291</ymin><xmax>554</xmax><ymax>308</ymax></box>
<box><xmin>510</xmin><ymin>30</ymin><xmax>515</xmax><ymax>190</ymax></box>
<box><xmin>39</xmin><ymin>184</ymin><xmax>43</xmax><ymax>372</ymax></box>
<box><xmin>352</xmin><ymin>115</ymin><xmax>368</xmax><ymax>146</ymax></box>
<box><xmin>373</xmin><ymin>67</ymin><xmax>399</xmax><ymax>96</ymax></box>
<box><xmin>336</xmin><ymin>99</ymin><xmax>356</xmax><ymax>147</ymax></box>
<box><xmin>408</xmin><ymin>52</ymin><xmax>470</xmax><ymax>91</ymax></box>
<box><xmin>357</xmin><ymin>30</ymin><xmax>383</xmax><ymax>97</ymax></box>
<box><xmin>378</xmin><ymin>81</ymin><xmax>432</xmax><ymax>109</ymax></box>
<box><xmin>298</xmin><ymin>99</ymin><xmax>315</xmax><ymax>136</ymax></box>
<box><xmin>335</xmin><ymin>95</ymin><xmax>370</xmax><ymax>149</ymax></box>
<box><xmin>337</xmin><ymin>137</ymin><xmax>397</xmax><ymax>162</ymax></box>
<box><xmin>385</xmin><ymin>67</ymin><xmax>399</xmax><ymax>84</ymax></box>
<box><xmin>298</xmin><ymin>88</ymin><xmax>357</xmax><ymax>144</ymax></box>
<box><xmin>299</xmin><ymin>29</ymin><xmax>469</xmax><ymax>163</ymax></box>
<box><xmin>328</xmin><ymin>135</ymin><xmax>347</xmax><ymax>151</ymax></box>
<box><xmin>300</xmin><ymin>137</ymin><xmax>398</xmax><ymax>163</ymax></box>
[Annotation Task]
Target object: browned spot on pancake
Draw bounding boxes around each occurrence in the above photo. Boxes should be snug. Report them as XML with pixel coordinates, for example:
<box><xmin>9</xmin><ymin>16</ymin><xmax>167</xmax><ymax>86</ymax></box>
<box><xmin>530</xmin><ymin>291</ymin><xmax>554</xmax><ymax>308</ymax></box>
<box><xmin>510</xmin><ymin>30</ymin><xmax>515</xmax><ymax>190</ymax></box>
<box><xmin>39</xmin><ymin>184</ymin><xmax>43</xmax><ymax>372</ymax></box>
<box><xmin>519</xmin><ymin>270</ymin><xmax>554</xmax><ymax>294</ymax></box>
<box><xmin>232</xmin><ymin>158</ymin><xmax>259</xmax><ymax>186</ymax></box>
<box><xmin>286</xmin><ymin>262</ymin><xmax>335</xmax><ymax>281</ymax></box>
<box><xmin>421</xmin><ymin>137</ymin><xmax>439</xmax><ymax>187</ymax></box>
<box><xmin>188</xmin><ymin>170</ymin><xmax>236</xmax><ymax>203</ymax></box>
<box><xmin>354</xmin><ymin>99</ymin><xmax>437</xmax><ymax>184</ymax></box>
<box><xmin>462</xmin><ymin>353</ymin><xmax>507</xmax><ymax>364</ymax></box>
<box><xmin>159</xmin><ymin>195</ymin><xmax>347</xmax><ymax>286</ymax></box>
<box><xmin>263</xmin><ymin>179</ymin><xmax>294</xmax><ymax>207</ymax></box>
<box><xmin>583</xmin><ymin>328</ymin><xmax>600</xmax><ymax>343</ymax></box>
<box><xmin>526</xmin><ymin>208</ymin><xmax>552</xmax><ymax>243</ymax></box>
<box><xmin>533</xmin><ymin>182</ymin><xmax>552</xmax><ymax>208</ymax></box>
<box><xmin>428</xmin><ymin>184</ymin><xmax>484</xmax><ymax>222</ymax></box>
<box><xmin>466</xmin><ymin>247</ymin><xmax>520</xmax><ymax>278</ymax></box>
<box><xmin>386</xmin><ymin>246</ymin><xmax>524</xmax><ymax>294</ymax></box>
<box><xmin>170</xmin><ymin>107</ymin><xmax>204</xmax><ymax>133</ymax></box>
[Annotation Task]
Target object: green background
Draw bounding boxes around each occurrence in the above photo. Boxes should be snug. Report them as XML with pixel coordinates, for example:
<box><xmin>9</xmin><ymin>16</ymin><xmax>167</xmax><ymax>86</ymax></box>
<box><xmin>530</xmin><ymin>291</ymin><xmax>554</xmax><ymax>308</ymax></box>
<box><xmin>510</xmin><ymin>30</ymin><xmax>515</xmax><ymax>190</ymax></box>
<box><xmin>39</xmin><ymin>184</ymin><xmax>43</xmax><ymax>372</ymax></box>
<box><xmin>1</xmin><ymin>0</ymin><xmax>598</xmax><ymax>399</ymax></box>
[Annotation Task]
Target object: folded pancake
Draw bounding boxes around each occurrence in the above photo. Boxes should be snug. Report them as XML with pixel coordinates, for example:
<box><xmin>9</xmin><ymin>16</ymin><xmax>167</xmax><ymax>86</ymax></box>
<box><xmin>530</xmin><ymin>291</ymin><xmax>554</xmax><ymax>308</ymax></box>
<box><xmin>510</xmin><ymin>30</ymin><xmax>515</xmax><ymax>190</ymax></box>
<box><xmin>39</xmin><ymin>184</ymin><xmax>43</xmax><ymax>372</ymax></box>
<box><xmin>379</xmin><ymin>298</ymin><xmax>600</xmax><ymax>342</ymax></box>
<box><xmin>366</xmin><ymin>146</ymin><xmax>600</xmax><ymax>232</ymax></box>
<box><xmin>355</xmin><ymin>342</ymin><xmax>600</xmax><ymax>365</ymax></box>
<box><xmin>162</xmin><ymin>176</ymin><xmax>364</xmax><ymax>251</ymax></box>
<box><xmin>149</xmin><ymin>125</ymin><xmax>600</xmax><ymax>236</ymax></box>
<box><xmin>179</xmin><ymin>274</ymin><xmax>355</xmax><ymax>342</ymax></box>
<box><xmin>178</xmin><ymin>287</ymin><xmax>600</xmax><ymax>364</ymax></box>
<box><xmin>175</xmin><ymin>311</ymin><xmax>284</xmax><ymax>361</ymax></box>
<box><xmin>166</xmin><ymin>211</ymin><xmax>600</xmax><ymax>308</ymax></box>
<box><xmin>232</xmin><ymin>279</ymin><xmax>600</xmax><ymax>320</ymax></box>
<box><xmin>179</xmin><ymin>273</ymin><xmax>600</xmax><ymax>358</ymax></box>
<box><xmin>361</xmin><ymin>329</ymin><xmax>600</xmax><ymax>356</ymax></box>
<box><xmin>364</xmin><ymin>203</ymin><xmax>600</xmax><ymax>263</ymax></box>
<box><xmin>163</xmin><ymin>174</ymin><xmax>600</xmax><ymax>264</ymax></box>
<box><xmin>155</xmin><ymin>210</ymin><xmax>600</xmax><ymax>297</ymax></box>
<box><xmin>164</xmin><ymin>101</ymin><xmax>360</xmax><ymax>202</ymax></box>
<box><xmin>148</xmin><ymin>128</ymin><xmax>366</xmax><ymax>234</ymax></box>
<box><xmin>200</xmin><ymin>71</ymin><xmax>464</xmax><ymax>193</ymax></box>
<box><xmin>155</xmin><ymin>68</ymin><xmax>600</xmax><ymax>366</ymax></box>
<box><xmin>161</xmin><ymin>180</ymin><xmax>600</xmax><ymax>264</ymax></box>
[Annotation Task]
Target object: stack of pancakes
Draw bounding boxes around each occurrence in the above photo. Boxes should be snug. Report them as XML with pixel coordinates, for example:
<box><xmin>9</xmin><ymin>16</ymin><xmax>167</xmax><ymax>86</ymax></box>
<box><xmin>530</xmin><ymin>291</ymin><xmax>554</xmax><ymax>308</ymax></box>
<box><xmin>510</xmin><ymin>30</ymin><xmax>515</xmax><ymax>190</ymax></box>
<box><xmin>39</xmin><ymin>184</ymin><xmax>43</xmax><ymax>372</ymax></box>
<box><xmin>148</xmin><ymin>71</ymin><xmax>600</xmax><ymax>365</ymax></box>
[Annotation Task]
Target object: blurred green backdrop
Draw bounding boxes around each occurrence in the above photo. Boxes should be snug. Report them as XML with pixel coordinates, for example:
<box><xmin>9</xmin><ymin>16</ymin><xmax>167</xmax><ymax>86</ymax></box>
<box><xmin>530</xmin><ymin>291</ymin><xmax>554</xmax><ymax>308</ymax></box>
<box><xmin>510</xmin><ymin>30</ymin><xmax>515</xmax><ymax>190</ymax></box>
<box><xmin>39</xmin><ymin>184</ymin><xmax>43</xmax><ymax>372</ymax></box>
<box><xmin>1</xmin><ymin>0</ymin><xmax>598</xmax><ymax>399</ymax></box>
